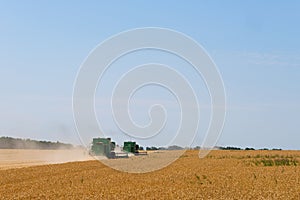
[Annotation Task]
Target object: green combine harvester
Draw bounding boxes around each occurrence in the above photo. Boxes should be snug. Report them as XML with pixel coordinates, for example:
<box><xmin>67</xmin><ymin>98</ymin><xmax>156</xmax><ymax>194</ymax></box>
<box><xmin>90</xmin><ymin>138</ymin><xmax>147</xmax><ymax>158</ymax></box>
<box><xmin>123</xmin><ymin>141</ymin><xmax>138</xmax><ymax>153</ymax></box>
<box><xmin>90</xmin><ymin>138</ymin><xmax>115</xmax><ymax>158</ymax></box>
<box><xmin>123</xmin><ymin>141</ymin><xmax>147</xmax><ymax>155</ymax></box>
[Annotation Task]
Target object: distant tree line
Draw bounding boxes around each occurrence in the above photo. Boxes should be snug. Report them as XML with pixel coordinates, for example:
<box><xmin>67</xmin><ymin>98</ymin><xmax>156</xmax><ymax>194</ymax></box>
<box><xmin>219</xmin><ymin>146</ymin><xmax>243</xmax><ymax>150</ymax></box>
<box><xmin>0</xmin><ymin>137</ymin><xmax>73</xmax><ymax>149</ymax></box>
<box><xmin>218</xmin><ymin>146</ymin><xmax>282</xmax><ymax>151</ymax></box>
<box><xmin>144</xmin><ymin>145</ymin><xmax>283</xmax><ymax>151</ymax></box>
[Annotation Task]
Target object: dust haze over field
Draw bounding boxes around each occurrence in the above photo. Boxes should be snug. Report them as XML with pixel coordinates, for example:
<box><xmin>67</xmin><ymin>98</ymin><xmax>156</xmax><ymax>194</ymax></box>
<box><xmin>0</xmin><ymin>149</ymin><xmax>93</xmax><ymax>170</ymax></box>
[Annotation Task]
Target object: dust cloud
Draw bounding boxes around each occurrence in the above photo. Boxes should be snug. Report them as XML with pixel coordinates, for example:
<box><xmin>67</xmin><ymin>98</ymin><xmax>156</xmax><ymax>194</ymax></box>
<box><xmin>0</xmin><ymin>148</ymin><xmax>94</xmax><ymax>170</ymax></box>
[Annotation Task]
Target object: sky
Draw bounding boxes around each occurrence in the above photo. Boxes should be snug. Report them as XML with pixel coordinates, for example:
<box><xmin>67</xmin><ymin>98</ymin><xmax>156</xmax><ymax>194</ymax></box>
<box><xmin>0</xmin><ymin>1</ymin><xmax>300</xmax><ymax>149</ymax></box>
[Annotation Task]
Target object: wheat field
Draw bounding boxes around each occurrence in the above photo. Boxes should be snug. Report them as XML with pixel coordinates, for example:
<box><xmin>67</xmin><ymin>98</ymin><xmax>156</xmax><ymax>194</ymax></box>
<box><xmin>0</xmin><ymin>150</ymin><xmax>300</xmax><ymax>199</ymax></box>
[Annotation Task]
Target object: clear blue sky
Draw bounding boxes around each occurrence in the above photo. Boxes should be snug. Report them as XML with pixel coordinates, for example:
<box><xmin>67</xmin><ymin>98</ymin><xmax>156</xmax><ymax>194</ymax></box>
<box><xmin>0</xmin><ymin>1</ymin><xmax>300</xmax><ymax>149</ymax></box>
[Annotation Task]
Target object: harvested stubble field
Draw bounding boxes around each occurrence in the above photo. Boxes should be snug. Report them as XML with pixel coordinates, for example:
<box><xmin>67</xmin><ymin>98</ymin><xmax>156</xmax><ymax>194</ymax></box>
<box><xmin>0</xmin><ymin>150</ymin><xmax>300</xmax><ymax>199</ymax></box>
